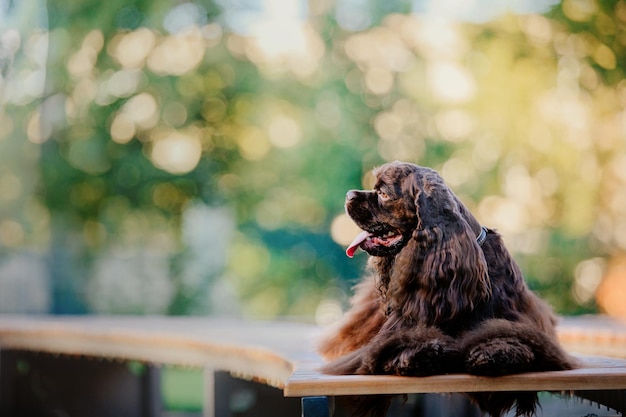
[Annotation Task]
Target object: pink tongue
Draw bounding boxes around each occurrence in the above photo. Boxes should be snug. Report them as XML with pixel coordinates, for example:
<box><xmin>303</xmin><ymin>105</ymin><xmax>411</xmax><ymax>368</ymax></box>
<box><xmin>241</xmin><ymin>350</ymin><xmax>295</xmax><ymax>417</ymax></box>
<box><xmin>346</xmin><ymin>230</ymin><xmax>371</xmax><ymax>258</ymax></box>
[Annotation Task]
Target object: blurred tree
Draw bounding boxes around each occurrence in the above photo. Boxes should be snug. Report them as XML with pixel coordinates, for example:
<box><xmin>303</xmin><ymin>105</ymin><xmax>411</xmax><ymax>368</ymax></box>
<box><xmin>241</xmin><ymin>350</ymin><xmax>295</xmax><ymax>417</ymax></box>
<box><xmin>3</xmin><ymin>0</ymin><xmax>625</xmax><ymax>318</ymax></box>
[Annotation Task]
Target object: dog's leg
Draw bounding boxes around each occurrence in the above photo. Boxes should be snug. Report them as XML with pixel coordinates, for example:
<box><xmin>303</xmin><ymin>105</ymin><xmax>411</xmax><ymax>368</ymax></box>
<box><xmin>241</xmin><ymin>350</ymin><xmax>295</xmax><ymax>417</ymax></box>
<box><xmin>358</xmin><ymin>326</ymin><xmax>461</xmax><ymax>377</ymax></box>
<box><xmin>461</xmin><ymin>318</ymin><xmax>575</xmax><ymax>376</ymax></box>
<box><xmin>464</xmin><ymin>336</ymin><xmax>535</xmax><ymax>376</ymax></box>
<box><xmin>460</xmin><ymin>319</ymin><xmax>577</xmax><ymax>417</ymax></box>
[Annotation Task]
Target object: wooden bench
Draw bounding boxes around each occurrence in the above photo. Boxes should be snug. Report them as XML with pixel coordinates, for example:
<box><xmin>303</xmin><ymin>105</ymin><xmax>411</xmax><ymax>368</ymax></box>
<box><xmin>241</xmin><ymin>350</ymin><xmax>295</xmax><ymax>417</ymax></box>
<box><xmin>1</xmin><ymin>315</ymin><xmax>626</xmax><ymax>416</ymax></box>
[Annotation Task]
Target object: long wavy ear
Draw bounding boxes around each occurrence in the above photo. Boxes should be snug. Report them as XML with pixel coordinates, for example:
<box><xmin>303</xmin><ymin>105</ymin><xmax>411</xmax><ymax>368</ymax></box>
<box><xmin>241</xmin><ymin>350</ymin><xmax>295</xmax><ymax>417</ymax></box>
<box><xmin>406</xmin><ymin>170</ymin><xmax>491</xmax><ymax>324</ymax></box>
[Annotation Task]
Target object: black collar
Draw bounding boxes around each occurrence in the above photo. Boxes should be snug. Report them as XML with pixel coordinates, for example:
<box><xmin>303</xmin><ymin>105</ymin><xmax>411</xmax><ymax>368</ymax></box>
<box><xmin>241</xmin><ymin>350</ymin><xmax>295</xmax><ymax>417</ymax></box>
<box><xmin>476</xmin><ymin>226</ymin><xmax>488</xmax><ymax>246</ymax></box>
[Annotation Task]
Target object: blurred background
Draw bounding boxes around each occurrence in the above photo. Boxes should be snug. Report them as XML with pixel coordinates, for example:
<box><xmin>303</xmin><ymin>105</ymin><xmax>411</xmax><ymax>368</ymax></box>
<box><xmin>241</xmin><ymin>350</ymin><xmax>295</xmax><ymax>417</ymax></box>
<box><xmin>1</xmin><ymin>0</ymin><xmax>626</xmax><ymax>322</ymax></box>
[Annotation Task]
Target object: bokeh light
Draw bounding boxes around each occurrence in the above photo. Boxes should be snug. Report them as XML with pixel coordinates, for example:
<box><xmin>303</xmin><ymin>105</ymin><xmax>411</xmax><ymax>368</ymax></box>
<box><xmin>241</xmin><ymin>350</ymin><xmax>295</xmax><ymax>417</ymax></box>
<box><xmin>330</xmin><ymin>214</ymin><xmax>362</xmax><ymax>247</ymax></box>
<box><xmin>3</xmin><ymin>0</ymin><xmax>626</xmax><ymax>320</ymax></box>
<box><xmin>149</xmin><ymin>127</ymin><xmax>203</xmax><ymax>174</ymax></box>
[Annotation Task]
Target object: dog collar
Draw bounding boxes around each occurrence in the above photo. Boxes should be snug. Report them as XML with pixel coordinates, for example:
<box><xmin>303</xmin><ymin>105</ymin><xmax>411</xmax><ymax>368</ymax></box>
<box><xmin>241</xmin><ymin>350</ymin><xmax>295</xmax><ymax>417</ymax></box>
<box><xmin>476</xmin><ymin>226</ymin><xmax>488</xmax><ymax>246</ymax></box>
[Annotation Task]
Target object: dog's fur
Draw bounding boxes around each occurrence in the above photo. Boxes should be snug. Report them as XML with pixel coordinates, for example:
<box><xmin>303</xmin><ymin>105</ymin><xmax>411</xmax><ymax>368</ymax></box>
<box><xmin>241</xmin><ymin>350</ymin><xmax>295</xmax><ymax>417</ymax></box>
<box><xmin>319</xmin><ymin>161</ymin><xmax>575</xmax><ymax>417</ymax></box>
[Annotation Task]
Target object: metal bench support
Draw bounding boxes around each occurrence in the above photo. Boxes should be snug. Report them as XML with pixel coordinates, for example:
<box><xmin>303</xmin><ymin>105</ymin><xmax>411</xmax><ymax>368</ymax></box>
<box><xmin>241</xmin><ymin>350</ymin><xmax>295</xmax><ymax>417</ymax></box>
<box><xmin>301</xmin><ymin>396</ymin><xmax>331</xmax><ymax>417</ymax></box>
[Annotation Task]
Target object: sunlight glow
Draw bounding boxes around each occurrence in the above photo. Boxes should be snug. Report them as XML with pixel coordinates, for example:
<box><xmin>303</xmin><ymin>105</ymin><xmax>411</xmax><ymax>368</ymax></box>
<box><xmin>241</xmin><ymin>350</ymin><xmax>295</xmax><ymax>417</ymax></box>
<box><xmin>520</xmin><ymin>14</ymin><xmax>553</xmax><ymax>45</ymax></box>
<box><xmin>537</xmin><ymin>91</ymin><xmax>592</xmax><ymax>149</ymax></box>
<box><xmin>251</xmin><ymin>3</ymin><xmax>305</xmax><ymax>59</ymax></box>
<box><xmin>428</xmin><ymin>61</ymin><xmax>476</xmax><ymax>103</ymax></box>
<box><xmin>122</xmin><ymin>92</ymin><xmax>158</xmax><ymax>129</ymax></box>
<box><xmin>147</xmin><ymin>27</ymin><xmax>205</xmax><ymax>76</ymax></box>
<box><xmin>374</xmin><ymin>111</ymin><xmax>403</xmax><ymax>140</ymax></box>
<box><xmin>562</xmin><ymin>0</ymin><xmax>596</xmax><ymax>22</ymax></box>
<box><xmin>441</xmin><ymin>157</ymin><xmax>472</xmax><ymax>187</ymax></box>
<box><xmin>573</xmin><ymin>257</ymin><xmax>605</xmax><ymax>304</ymax></box>
<box><xmin>9</xmin><ymin>0</ymin><xmax>626</xmax><ymax>318</ymax></box>
<box><xmin>109</xmin><ymin>113</ymin><xmax>135</xmax><ymax>144</ymax></box>
<box><xmin>26</xmin><ymin>109</ymin><xmax>49</xmax><ymax>144</ymax></box>
<box><xmin>108</xmin><ymin>28</ymin><xmax>155</xmax><ymax>70</ymax></box>
<box><xmin>478</xmin><ymin>195</ymin><xmax>527</xmax><ymax>234</ymax></box>
<box><xmin>268</xmin><ymin>114</ymin><xmax>302</xmax><ymax>148</ymax></box>
<box><xmin>365</xmin><ymin>67</ymin><xmax>394</xmax><ymax>95</ymax></box>
<box><xmin>106</xmin><ymin>69</ymin><xmax>144</xmax><ymax>98</ymax></box>
<box><xmin>330</xmin><ymin>213</ymin><xmax>362</xmax><ymax>246</ymax></box>
<box><xmin>242</xmin><ymin>0</ymin><xmax>325</xmax><ymax>77</ymax></box>
<box><xmin>236</xmin><ymin>126</ymin><xmax>271</xmax><ymax>160</ymax></box>
<box><xmin>149</xmin><ymin>128</ymin><xmax>202</xmax><ymax>174</ymax></box>
<box><xmin>436</xmin><ymin>109</ymin><xmax>475</xmax><ymax>142</ymax></box>
<box><xmin>403</xmin><ymin>17</ymin><xmax>466</xmax><ymax>60</ymax></box>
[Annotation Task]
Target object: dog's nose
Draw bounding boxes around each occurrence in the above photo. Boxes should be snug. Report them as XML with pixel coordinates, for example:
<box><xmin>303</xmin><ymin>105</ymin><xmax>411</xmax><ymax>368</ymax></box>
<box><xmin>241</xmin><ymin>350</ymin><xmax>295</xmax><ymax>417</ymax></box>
<box><xmin>346</xmin><ymin>190</ymin><xmax>358</xmax><ymax>201</ymax></box>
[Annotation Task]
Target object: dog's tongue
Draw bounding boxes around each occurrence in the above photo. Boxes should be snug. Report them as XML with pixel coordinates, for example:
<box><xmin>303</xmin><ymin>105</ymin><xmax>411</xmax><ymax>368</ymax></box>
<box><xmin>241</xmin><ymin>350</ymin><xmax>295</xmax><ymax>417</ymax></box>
<box><xmin>346</xmin><ymin>230</ymin><xmax>371</xmax><ymax>258</ymax></box>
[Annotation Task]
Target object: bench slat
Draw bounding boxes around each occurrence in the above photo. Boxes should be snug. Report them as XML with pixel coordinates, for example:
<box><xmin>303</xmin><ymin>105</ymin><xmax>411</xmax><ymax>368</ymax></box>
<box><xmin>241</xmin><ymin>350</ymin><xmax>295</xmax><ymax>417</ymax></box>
<box><xmin>2</xmin><ymin>315</ymin><xmax>626</xmax><ymax>398</ymax></box>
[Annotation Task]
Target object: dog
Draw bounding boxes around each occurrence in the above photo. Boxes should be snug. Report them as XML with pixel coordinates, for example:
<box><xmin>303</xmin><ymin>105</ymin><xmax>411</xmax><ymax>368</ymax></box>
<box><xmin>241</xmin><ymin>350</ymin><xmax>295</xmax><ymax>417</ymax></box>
<box><xmin>318</xmin><ymin>161</ymin><xmax>575</xmax><ymax>417</ymax></box>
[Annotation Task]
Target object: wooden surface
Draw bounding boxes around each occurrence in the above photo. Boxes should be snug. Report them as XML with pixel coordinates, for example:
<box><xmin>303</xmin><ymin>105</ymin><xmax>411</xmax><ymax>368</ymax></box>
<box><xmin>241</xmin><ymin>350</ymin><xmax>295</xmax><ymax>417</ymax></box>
<box><xmin>1</xmin><ymin>315</ymin><xmax>626</xmax><ymax>398</ymax></box>
<box><xmin>286</xmin><ymin>357</ymin><xmax>626</xmax><ymax>397</ymax></box>
<box><xmin>0</xmin><ymin>315</ymin><xmax>318</xmax><ymax>389</ymax></box>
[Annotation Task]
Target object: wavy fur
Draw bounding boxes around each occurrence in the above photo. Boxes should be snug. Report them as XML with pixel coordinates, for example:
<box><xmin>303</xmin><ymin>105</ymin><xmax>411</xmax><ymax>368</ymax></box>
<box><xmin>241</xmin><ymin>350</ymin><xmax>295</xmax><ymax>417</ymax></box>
<box><xmin>318</xmin><ymin>162</ymin><xmax>575</xmax><ymax>417</ymax></box>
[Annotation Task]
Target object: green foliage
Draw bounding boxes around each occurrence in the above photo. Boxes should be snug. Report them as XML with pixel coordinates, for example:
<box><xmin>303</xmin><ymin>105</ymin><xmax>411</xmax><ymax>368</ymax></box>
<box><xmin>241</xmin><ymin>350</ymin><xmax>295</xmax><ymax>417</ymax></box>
<box><xmin>161</xmin><ymin>366</ymin><xmax>204</xmax><ymax>411</ymax></box>
<box><xmin>3</xmin><ymin>0</ymin><xmax>626</xmax><ymax>318</ymax></box>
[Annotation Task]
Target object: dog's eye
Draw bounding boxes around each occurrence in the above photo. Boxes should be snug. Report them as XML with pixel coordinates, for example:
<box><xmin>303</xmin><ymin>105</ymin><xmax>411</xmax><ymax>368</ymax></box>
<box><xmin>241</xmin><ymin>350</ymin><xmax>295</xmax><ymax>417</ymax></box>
<box><xmin>377</xmin><ymin>190</ymin><xmax>390</xmax><ymax>201</ymax></box>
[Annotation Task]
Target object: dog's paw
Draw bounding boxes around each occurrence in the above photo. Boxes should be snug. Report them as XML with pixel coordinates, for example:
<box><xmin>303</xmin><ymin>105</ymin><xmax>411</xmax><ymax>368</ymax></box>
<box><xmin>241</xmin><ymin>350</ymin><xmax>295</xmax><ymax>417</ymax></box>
<box><xmin>383</xmin><ymin>339</ymin><xmax>458</xmax><ymax>376</ymax></box>
<box><xmin>465</xmin><ymin>337</ymin><xmax>535</xmax><ymax>376</ymax></box>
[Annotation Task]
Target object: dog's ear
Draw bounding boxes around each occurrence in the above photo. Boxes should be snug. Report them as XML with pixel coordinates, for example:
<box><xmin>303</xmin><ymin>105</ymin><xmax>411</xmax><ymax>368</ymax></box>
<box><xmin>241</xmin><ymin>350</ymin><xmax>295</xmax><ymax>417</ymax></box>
<box><xmin>409</xmin><ymin>171</ymin><xmax>492</xmax><ymax>321</ymax></box>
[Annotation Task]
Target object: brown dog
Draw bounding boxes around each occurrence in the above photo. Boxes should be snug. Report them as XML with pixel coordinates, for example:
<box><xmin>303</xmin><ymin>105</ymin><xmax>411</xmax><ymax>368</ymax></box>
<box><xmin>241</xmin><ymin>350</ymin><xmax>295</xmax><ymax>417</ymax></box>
<box><xmin>319</xmin><ymin>161</ymin><xmax>575</xmax><ymax>417</ymax></box>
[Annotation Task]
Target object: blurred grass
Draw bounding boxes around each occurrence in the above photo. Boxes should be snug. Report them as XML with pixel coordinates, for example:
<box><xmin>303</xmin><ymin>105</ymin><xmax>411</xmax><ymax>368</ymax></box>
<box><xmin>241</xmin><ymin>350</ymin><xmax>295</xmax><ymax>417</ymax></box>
<box><xmin>161</xmin><ymin>366</ymin><xmax>204</xmax><ymax>411</ymax></box>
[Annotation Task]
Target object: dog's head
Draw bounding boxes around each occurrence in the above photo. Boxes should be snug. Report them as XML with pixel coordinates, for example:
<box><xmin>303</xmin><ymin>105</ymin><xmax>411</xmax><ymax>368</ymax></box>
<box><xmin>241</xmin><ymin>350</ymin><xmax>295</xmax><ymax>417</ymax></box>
<box><xmin>345</xmin><ymin>161</ymin><xmax>491</xmax><ymax>321</ymax></box>
<box><xmin>345</xmin><ymin>162</ymin><xmax>420</xmax><ymax>257</ymax></box>
<box><xmin>346</xmin><ymin>161</ymin><xmax>485</xmax><ymax>258</ymax></box>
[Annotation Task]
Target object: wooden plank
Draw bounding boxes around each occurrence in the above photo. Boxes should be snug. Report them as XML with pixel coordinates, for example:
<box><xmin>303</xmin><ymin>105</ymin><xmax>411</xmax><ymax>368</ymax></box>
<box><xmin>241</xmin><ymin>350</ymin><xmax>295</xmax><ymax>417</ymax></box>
<box><xmin>284</xmin><ymin>361</ymin><xmax>626</xmax><ymax>397</ymax></box>
<box><xmin>0</xmin><ymin>316</ymin><xmax>309</xmax><ymax>389</ymax></box>
<box><xmin>2</xmin><ymin>315</ymin><xmax>626</xmax><ymax>399</ymax></box>
<box><xmin>283</xmin><ymin>315</ymin><xmax>626</xmax><ymax>397</ymax></box>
